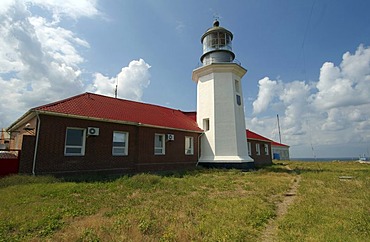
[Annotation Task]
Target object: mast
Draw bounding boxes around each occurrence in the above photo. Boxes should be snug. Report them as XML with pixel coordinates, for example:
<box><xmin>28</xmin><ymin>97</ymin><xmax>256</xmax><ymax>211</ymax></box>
<box><xmin>277</xmin><ymin>114</ymin><xmax>282</xmax><ymax>144</ymax></box>
<box><xmin>114</xmin><ymin>77</ymin><xmax>118</xmax><ymax>98</ymax></box>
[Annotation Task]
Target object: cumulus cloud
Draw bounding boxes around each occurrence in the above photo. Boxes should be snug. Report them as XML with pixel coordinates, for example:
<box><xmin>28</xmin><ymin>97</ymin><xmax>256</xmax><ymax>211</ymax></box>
<box><xmin>252</xmin><ymin>77</ymin><xmax>282</xmax><ymax>114</ymax></box>
<box><xmin>250</xmin><ymin>44</ymin><xmax>370</xmax><ymax>156</ymax></box>
<box><xmin>88</xmin><ymin>59</ymin><xmax>151</xmax><ymax>101</ymax></box>
<box><xmin>0</xmin><ymin>1</ymin><xmax>151</xmax><ymax>129</ymax></box>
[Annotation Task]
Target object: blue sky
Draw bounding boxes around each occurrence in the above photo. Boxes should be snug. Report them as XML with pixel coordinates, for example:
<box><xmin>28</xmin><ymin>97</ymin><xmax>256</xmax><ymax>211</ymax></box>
<box><xmin>1</xmin><ymin>0</ymin><xmax>370</xmax><ymax>158</ymax></box>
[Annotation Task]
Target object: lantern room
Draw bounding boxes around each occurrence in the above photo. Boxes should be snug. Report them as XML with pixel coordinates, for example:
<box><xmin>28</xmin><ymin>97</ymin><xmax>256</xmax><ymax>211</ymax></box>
<box><xmin>200</xmin><ymin>20</ymin><xmax>235</xmax><ymax>65</ymax></box>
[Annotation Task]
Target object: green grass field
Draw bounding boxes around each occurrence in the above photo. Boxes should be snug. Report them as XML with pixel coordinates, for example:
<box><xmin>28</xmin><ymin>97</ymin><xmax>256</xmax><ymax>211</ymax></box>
<box><xmin>0</xmin><ymin>161</ymin><xmax>369</xmax><ymax>241</ymax></box>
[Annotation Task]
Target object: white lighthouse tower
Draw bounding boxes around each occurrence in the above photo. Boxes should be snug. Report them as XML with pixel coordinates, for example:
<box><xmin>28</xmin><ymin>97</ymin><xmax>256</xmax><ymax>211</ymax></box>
<box><xmin>192</xmin><ymin>20</ymin><xmax>254</xmax><ymax>169</ymax></box>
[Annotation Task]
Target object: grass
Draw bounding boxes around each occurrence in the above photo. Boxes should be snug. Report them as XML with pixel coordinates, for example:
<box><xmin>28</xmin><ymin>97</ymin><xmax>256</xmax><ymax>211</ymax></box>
<box><xmin>277</xmin><ymin>161</ymin><xmax>370</xmax><ymax>242</ymax></box>
<box><xmin>0</xmin><ymin>161</ymin><xmax>369</xmax><ymax>241</ymax></box>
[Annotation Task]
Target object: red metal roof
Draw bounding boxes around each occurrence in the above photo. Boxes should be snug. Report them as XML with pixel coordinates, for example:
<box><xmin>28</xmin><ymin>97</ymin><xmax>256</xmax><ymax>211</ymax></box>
<box><xmin>34</xmin><ymin>93</ymin><xmax>202</xmax><ymax>132</ymax></box>
<box><xmin>270</xmin><ymin>140</ymin><xmax>289</xmax><ymax>147</ymax></box>
<box><xmin>246</xmin><ymin>129</ymin><xmax>271</xmax><ymax>142</ymax></box>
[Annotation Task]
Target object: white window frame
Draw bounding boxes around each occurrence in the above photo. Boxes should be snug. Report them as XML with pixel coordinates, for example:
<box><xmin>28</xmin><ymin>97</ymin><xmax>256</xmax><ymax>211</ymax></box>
<box><xmin>185</xmin><ymin>136</ymin><xmax>194</xmax><ymax>155</ymax></box>
<box><xmin>154</xmin><ymin>134</ymin><xmax>165</xmax><ymax>155</ymax></box>
<box><xmin>64</xmin><ymin>127</ymin><xmax>86</xmax><ymax>156</ymax></box>
<box><xmin>112</xmin><ymin>131</ymin><xmax>129</xmax><ymax>156</ymax></box>
<box><xmin>256</xmin><ymin>143</ymin><xmax>260</xmax><ymax>156</ymax></box>
<box><xmin>264</xmin><ymin>144</ymin><xmax>269</xmax><ymax>155</ymax></box>
<box><xmin>247</xmin><ymin>142</ymin><xmax>251</xmax><ymax>156</ymax></box>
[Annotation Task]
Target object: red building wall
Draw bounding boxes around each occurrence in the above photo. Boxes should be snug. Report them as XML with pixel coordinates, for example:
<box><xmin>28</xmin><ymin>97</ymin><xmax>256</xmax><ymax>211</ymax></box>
<box><xmin>29</xmin><ymin>114</ymin><xmax>200</xmax><ymax>175</ymax></box>
<box><xmin>248</xmin><ymin>139</ymin><xmax>272</xmax><ymax>166</ymax></box>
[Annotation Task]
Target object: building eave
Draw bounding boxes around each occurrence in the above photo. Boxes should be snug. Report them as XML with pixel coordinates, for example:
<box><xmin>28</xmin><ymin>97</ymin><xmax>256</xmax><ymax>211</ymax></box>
<box><xmin>247</xmin><ymin>137</ymin><xmax>272</xmax><ymax>143</ymax></box>
<box><xmin>192</xmin><ymin>62</ymin><xmax>247</xmax><ymax>82</ymax></box>
<box><xmin>6</xmin><ymin>110</ymin><xmax>37</xmax><ymax>132</ymax></box>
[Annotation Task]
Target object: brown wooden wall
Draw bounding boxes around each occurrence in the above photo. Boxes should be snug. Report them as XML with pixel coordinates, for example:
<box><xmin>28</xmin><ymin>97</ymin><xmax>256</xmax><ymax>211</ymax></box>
<box><xmin>26</xmin><ymin>114</ymin><xmax>200</xmax><ymax>175</ymax></box>
<box><xmin>248</xmin><ymin>139</ymin><xmax>272</xmax><ymax>166</ymax></box>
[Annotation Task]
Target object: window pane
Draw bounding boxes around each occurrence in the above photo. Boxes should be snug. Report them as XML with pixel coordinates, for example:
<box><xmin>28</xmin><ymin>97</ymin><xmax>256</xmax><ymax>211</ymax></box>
<box><xmin>185</xmin><ymin>137</ymin><xmax>194</xmax><ymax>155</ymax></box>
<box><xmin>112</xmin><ymin>132</ymin><xmax>128</xmax><ymax>156</ymax></box>
<box><xmin>236</xmin><ymin>95</ymin><xmax>241</xmax><ymax>106</ymax></box>
<box><xmin>203</xmin><ymin>119</ymin><xmax>210</xmax><ymax>131</ymax></box>
<box><xmin>155</xmin><ymin>148</ymin><xmax>163</xmax><ymax>154</ymax></box>
<box><xmin>113</xmin><ymin>132</ymin><xmax>126</xmax><ymax>142</ymax></box>
<box><xmin>66</xmin><ymin>147</ymin><xmax>82</xmax><ymax>154</ymax></box>
<box><xmin>66</xmin><ymin>129</ymin><xmax>83</xmax><ymax>146</ymax></box>
<box><xmin>113</xmin><ymin>147</ymin><xmax>125</xmax><ymax>155</ymax></box>
<box><xmin>154</xmin><ymin>134</ymin><xmax>165</xmax><ymax>154</ymax></box>
<box><xmin>113</xmin><ymin>141</ymin><xmax>125</xmax><ymax>147</ymax></box>
<box><xmin>155</xmin><ymin>135</ymin><xmax>163</xmax><ymax>147</ymax></box>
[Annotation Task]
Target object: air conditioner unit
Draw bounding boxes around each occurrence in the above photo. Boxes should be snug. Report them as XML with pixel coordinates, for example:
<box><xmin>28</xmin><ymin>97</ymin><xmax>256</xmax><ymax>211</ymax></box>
<box><xmin>167</xmin><ymin>134</ymin><xmax>175</xmax><ymax>141</ymax></box>
<box><xmin>87</xmin><ymin>127</ymin><xmax>99</xmax><ymax>136</ymax></box>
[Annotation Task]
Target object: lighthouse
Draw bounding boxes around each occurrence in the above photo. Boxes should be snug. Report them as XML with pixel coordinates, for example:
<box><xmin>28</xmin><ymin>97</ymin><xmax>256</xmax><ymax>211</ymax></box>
<box><xmin>192</xmin><ymin>20</ymin><xmax>254</xmax><ymax>169</ymax></box>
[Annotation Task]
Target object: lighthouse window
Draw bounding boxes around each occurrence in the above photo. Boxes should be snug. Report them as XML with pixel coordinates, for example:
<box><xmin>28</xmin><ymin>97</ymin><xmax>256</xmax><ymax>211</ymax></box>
<box><xmin>219</xmin><ymin>33</ymin><xmax>226</xmax><ymax>47</ymax></box>
<box><xmin>236</xmin><ymin>95</ymin><xmax>241</xmax><ymax>106</ymax></box>
<box><xmin>211</xmin><ymin>33</ymin><xmax>218</xmax><ymax>48</ymax></box>
<box><xmin>235</xmin><ymin>79</ymin><xmax>240</xmax><ymax>93</ymax></box>
<box><xmin>203</xmin><ymin>118</ymin><xmax>210</xmax><ymax>131</ymax></box>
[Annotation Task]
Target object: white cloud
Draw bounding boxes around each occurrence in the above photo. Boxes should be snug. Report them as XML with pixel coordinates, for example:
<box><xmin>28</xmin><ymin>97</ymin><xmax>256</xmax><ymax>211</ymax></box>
<box><xmin>175</xmin><ymin>20</ymin><xmax>185</xmax><ymax>34</ymax></box>
<box><xmin>30</xmin><ymin>0</ymin><xmax>99</xmax><ymax>20</ymax></box>
<box><xmin>88</xmin><ymin>59</ymin><xmax>151</xmax><ymax>101</ymax></box>
<box><xmin>0</xmin><ymin>1</ymin><xmax>151</xmax><ymax>129</ymax></box>
<box><xmin>250</xmin><ymin>44</ymin><xmax>370</xmax><ymax>157</ymax></box>
<box><xmin>252</xmin><ymin>77</ymin><xmax>281</xmax><ymax>114</ymax></box>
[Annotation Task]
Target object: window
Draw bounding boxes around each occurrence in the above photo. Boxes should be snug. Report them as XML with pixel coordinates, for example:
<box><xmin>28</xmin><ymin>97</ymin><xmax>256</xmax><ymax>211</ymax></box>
<box><xmin>247</xmin><ymin>142</ymin><xmax>251</xmax><ymax>156</ymax></box>
<box><xmin>185</xmin><ymin>136</ymin><xmax>194</xmax><ymax>155</ymax></box>
<box><xmin>236</xmin><ymin>95</ymin><xmax>242</xmax><ymax>106</ymax></box>
<box><xmin>112</xmin><ymin>131</ymin><xmax>128</xmax><ymax>156</ymax></box>
<box><xmin>256</xmin><ymin>143</ymin><xmax>260</xmax><ymax>156</ymax></box>
<box><xmin>235</xmin><ymin>79</ymin><xmax>240</xmax><ymax>93</ymax></box>
<box><xmin>203</xmin><ymin>118</ymin><xmax>210</xmax><ymax>131</ymax></box>
<box><xmin>154</xmin><ymin>134</ymin><xmax>165</xmax><ymax>155</ymax></box>
<box><xmin>264</xmin><ymin>144</ymin><xmax>269</xmax><ymax>155</ymax></box>
<box><xmin>235</xmin><ymin>80</ymin><xmax>242</xmax><ymax>106</ymax></box>
<box><xmin>65</xmin><ymin>128</ymin><xmax>86</xmax><ymax>156</ymax></box>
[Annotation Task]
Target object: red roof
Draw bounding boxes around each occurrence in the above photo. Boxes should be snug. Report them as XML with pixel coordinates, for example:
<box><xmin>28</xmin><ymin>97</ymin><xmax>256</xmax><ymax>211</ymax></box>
<box><xmin>34</xmin><ymin>93</ymin><xmax>202</xmax><ymax>132</ymax></box>
<box><xmin>270</xmin><ymin>140</ymin><xmax>289</xmax><ymax>147</ymax></box>
<box><xmin>246</xmin><ymin>129</ymin><xmax>271</xmax><ymax>142</ymax></box>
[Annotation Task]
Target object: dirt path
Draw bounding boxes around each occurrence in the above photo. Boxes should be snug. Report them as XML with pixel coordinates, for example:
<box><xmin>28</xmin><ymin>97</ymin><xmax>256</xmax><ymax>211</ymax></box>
<box><xmin>260</xmin><ymin>167</ymin><xmax>301</xmax><ymax>242</ymax></box>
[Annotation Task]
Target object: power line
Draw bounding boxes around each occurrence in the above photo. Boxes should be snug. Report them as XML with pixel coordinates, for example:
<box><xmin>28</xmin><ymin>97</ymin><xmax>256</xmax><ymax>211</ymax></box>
<box><xmin>300</xmin><ymin>0</ymin><xmax>317</xmax><ymax>82</ymax></box>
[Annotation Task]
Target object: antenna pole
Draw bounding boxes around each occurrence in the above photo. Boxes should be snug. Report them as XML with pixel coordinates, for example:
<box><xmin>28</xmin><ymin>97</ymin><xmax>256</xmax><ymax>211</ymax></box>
<box><xmin>114</xmin><ymin>77</ymin><xmax>118</xmax><ymax>98</ymax></box>
<box><xmin>277</xmin><ymin>114</ymin><xmax>282</xmax><ymax>144</ymax></box>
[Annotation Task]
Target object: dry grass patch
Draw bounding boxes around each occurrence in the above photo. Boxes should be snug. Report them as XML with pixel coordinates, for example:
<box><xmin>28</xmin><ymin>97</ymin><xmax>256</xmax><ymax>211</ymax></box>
<box><xmin>1</xmin><ymin>166</ymin><xmax>296</xmax><ymax>241</ymax></box>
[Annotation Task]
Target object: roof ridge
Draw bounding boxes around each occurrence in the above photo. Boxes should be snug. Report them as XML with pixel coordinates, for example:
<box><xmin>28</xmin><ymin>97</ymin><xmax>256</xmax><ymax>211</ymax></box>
<box><xmin>86</xmin><ymin>92</ymin><xmax>191</xmax><ymax>114</ymax></box>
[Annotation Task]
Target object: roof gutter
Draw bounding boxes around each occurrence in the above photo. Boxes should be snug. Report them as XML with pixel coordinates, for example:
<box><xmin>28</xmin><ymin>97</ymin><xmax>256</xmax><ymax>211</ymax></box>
<box><xmin>32</xmin><ymin>112</ymin><xmax>41</xmax><ymax>176</ymax></box>
<box><xmin>6</xmin><ymin>110</ymin><xmax>35</xmax><ymax>132</ymax></box>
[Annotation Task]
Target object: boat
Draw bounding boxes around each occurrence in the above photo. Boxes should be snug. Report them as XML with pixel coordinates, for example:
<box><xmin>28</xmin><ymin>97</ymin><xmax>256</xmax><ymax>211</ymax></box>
<box><xmin>358</xmin><ymin>154</ymin><xmax>369</xmax><ymax>163</ymax></box>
